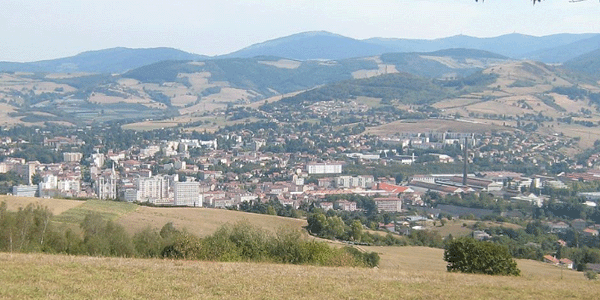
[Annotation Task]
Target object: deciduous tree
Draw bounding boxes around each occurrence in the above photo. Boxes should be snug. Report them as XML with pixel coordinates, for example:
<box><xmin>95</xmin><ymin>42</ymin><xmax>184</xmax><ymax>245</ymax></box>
<box><xmin>444</xmin><ymin>237</ymin><xmax>520</xmax><ymax>276</ymax></box>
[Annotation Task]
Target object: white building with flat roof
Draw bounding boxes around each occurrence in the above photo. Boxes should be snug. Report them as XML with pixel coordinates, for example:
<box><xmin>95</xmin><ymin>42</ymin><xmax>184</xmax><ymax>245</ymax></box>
<box><xmin>138</xmin><ymin>176</ymin><xmax>169</xmax><ymax>202</ymax></box>
<box><xmin>335</xmin><ymin>175</ymin><xmax>374</xmax><ymax>189</ymax></box>
<box><xmin>123</xmin><ymin>188</ymin><xmax>141</xmax><ymax>202</ymax></box>
<box><xmin>306</xmin><ymin>162</ymin><xmax>343</xmax><ymax>175</ymax></box>
<box><xmin>12</xmin><ymin>185</ymin><xmax>38</xmax><ymax>197</ymax></box>
<box><xmin>374</xmin><ymin>197</ymin><xmax>403</xmax><ymax>212</ymax></box>
<box><xmin>174</xmin><ymin>181</ymin><xmax>202</xmax><ymax>207</ymax></box>
<box><xmin>63</xmin><ymin>152</ymin><xmax>83</xmax><ymax>162</ymax></box>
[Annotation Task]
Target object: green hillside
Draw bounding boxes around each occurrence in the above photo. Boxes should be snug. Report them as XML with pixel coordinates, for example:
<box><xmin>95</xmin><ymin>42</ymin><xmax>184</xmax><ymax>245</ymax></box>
<box><xmin>122</xmin><ymin>57</ymin><xmax>379</xmax><ymax>95</ymax></box>
<box><xmin>276</xmin><ymin>71</ymin><xmax>497</xmax><ymax>106</ymax></box>
<box><xmin>564</xmin><ymin>48</ymin><xmax>600</xmax><ymax>81</ymax></box>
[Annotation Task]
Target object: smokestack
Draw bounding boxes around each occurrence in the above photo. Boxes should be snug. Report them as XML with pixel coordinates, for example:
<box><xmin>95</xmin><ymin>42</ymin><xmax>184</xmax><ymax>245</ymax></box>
<box><xmin>463</xmin><ymin>137</ymin><xmax>468</xmax><ymax>186</ymax></box>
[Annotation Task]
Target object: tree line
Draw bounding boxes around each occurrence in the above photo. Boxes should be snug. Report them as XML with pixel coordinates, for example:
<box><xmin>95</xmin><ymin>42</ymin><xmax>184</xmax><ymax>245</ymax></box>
<box><xmin>307</xmin><ymin>211</ymin><xmax>444</xmax><ymax>248</ymax></box>
<box><xmin>0</xmin><ymin>202</ymin><xmax>379</xmax><ymax>268</ymax></box>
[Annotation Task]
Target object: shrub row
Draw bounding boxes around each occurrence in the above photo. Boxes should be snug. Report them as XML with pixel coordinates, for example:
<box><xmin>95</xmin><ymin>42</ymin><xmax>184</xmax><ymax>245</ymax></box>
<box><xmin>0</xmin><ymin>202</ymin><xmax>379</xmax><ymax>268</ymax></box>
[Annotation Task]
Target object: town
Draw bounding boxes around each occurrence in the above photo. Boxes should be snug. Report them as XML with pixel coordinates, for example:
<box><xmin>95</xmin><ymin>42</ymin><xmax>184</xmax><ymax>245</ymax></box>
<box><xmin>2</xmin><ymin>114</ymin><xmax>600</xmax><ymax>273</ymax></box>
<box><xmin>4</xmin><ymin>1</ymin><xmax>600</xmax><ymax>298</ymax></box>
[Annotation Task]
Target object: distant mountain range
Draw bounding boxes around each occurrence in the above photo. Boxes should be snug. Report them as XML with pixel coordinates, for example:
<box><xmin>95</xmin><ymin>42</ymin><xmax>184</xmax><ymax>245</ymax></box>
<box><xmin>1</xmin><ymin>31</ymin><xmax>599</xmax><ymax>74</ymax></box>
<box><xmin>526</xmin><ymin>34</ymin><xmax>600</xmax><ymax>64</ymax></box>
<box><xmin>366</xmin><ymin>33</ymin><xmax>599</xmax><ymax>62</ymax></box>
<box><xmin>227</xmin><ymin>31</ymin><xmax>598</xmax><ymax>62</ymax></box>
<box><xmin>221</xmin><ymin>31</ymin><xmax>390</xmax><ymax>60</ymax></box>
<box><xmin>0</xmin><ymin>47</ymin><xmax>207</xmax><ymax>74</ymax></box>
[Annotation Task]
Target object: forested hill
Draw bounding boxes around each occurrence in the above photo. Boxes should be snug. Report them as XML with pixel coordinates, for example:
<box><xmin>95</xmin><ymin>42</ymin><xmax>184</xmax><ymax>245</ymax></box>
<box><xmin>276</xmin><ymin>71</ymin><xmax>498</xmax><ymax>106</ymax></box>
<box><xmin>122</xmin><ymin>57</ymin><xmax>379</xmax><ymax>95</ymax></box>
<box><xmin>563</xmin><ymin>48</ymin><xmax>600</xmax><ymax>81</ymax></box>
<box><xmin>122</xmin><ymin>49</ymin><xmax>507</xmax><ymax>96</ymax></box>
<box><xmin>0</xmin><ymin>47</ymin><xmax>207</xmax><ymax>74</ymax></box>
<box><xmin>524</xmin><ymin>34</ymin><xmax>600</xmax><ymax>64</ymax></box>
<box><xmin>222</xmin><ymin>31</ymin><xmax>391</xmax><ymax>60</ymax></box>
<box><xmin>225</xmin><ymin>31</ymin><xmax>597</xmax><ymax>61</ymax></box>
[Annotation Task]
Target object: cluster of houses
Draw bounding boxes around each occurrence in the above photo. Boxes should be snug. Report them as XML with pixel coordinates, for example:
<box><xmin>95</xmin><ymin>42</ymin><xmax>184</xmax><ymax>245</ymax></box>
<box><xmin>543</xmin><ymin>255</ymin><xmax>574</xmax><ymax>269</ymax></box>
<box><xmin>3</xmin><ymin>129</ymin><xmax>600</xmax><ymax>217</ymax></box>
<box><xmin>5</xmin><ymin>143</ymin><xmax>598</xmax><ymax>214</ymax></box>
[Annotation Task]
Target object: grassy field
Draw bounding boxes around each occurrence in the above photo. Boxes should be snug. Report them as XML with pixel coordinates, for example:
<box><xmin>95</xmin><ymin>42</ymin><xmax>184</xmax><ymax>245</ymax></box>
<box><xmin>0</xmin><ymin>248</ymin><xmax>596</xmax><ymax>299</ymax></box>
<box><xmin>1</xmin><ymin>196</ymin><xmax>599</xmax><ymax>298</ymax></box>
<box><xmin>0</xmin><ymin>195</ymin><xmax>84</xmax><ymax>215</ymax></box>
<box><xmin>51</xmin><ymin>200</ymin><xmax>138</xmax><ymax>224</ymax></box>
<box><xmin>116</xmin><ymin>206</ymin><xmax>308</xmax><ymax>237</ymax></box>
<box><xmin>0</xmin><ymin>103</ymin><xmax>22</xmax><ymax>126</ymax></box>
<box><xmin>429</xmin><ymin>219</ymin><xmax>523</xmax><ymax>238</ymax></box>
<box><xmin>1</xmin><ymin>196</ymin><xmax>307</xmax><ymax>237</ymax></box>
<box><xmin>258</xmin><ymin>59</ymin><xmax>302</xmax><ymax>69</ymax></box>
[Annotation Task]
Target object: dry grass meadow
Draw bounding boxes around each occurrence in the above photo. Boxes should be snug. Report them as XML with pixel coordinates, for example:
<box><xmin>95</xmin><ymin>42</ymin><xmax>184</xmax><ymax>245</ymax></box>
<box><xmin>115</xmin><ymin>206</ymin><xmax>308</xmax><ymax>237</ymax></box>
<box><xmin>0</xmin><ymin>103</ymin><xmax>22</xmax><ymax>126</ymax></box>
<box><xmin>2</xmin><ymin>196</ymin><xmax>306</xmax><ymax>237</ymax></box>
<box><xmin>258</xmin><ymin>59</ymin><xmax>302</xmax><ymax>69</ymax></box>
<box><xmin>0</xmin><ymin>195</ymin><xmax>84</xmax><ymax>215</ymax></box>
<box><xmin>0</xmin><ymin>248</ymin><xmax>597</xmax><ymax>299</ymax></box>
<box><xmin>1</xmin><ymin>196</ymin><xmax>599</xmax><ymax>298</ymax></box>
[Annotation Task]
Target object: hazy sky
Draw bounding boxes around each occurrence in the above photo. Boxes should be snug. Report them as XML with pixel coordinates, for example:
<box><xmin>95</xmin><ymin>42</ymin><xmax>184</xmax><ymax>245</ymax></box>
<box><xmin>1</xmin><ymin>0</ymin><xmax>599</xmax><ymax>62</ymax></box>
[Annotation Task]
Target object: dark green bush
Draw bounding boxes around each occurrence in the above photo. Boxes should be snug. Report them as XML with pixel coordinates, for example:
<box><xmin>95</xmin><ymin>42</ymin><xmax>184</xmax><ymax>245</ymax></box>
<box><xmin>444</xmin><ymin>237</ymin><xmax>520</xmax><ymax>276</ymax></box>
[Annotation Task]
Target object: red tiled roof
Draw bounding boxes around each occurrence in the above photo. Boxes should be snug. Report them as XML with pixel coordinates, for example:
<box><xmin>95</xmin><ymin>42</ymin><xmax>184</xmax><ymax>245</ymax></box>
<box><xmin>543</xmin><ymin>255</ymin><xmax>559</xmax><ymax>264</ymax></box>
<box><xmin>378</xmin><ymin>182</ymin><xmax>411</xmax><ymax>193</ymax></box>
<box><xmin>560</xmin><ymin>258</ymin><xmax>573</xmax><ymax>264</ymax></box>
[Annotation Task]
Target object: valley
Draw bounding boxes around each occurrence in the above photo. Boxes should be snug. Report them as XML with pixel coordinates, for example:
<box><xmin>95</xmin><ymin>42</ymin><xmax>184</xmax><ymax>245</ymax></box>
<box><xmin>5</xmin><ymin>1</ymin><xmax>600</xmax><ymax>299</ymax></box>
<box><xmin>3</xmin><ymin>29</ymin><xmax>600</xmax><ymax>299</ymax></box>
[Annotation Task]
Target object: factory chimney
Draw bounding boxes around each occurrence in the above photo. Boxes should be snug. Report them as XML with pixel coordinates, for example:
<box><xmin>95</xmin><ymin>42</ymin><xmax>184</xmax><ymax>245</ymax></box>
<box><xmin>463</xmin><ymin>137</ymin><xmax>468</xmax><ymax>186</ymax></box>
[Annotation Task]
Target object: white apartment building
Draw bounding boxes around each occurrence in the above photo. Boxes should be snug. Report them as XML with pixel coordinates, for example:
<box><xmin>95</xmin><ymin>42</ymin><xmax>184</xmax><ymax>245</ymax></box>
<box><xmin>374</xmin><ymin>197</ymin><xmax>403</xmax><ymax>212</ymax></box>
<box><xmin>38</xmin><ymin>174</ymin><xmax>81</xmax><ymax>197</ymax></box>
<box><xmin>58</xmin><ymin>179</ymin><xmax>81</xmax><ymax>193</ymax></box>
<box><xmin>306</xmin><ymin>162</ymin><xmax>343</xmax><ymax>175</ymax></box>
<box><xmin>39</xmin><ymin>174</ymin><xmax>58</xmax><ymax>191</ymax></box>
<box><xmin>123</xmin><ymin>188</ymin><xmax>142</xmax><ymax>202</ymax></box>
<box><xmin>63</xmin><ymin>152</ymin><xmax>83</xmax><ymax>162</ymax></box>
<box><xmin>335</xmin><ymin>175</ymin><xmax>374</xmax><ymax>189</ymax></box>
<box><xmin>90</xmin><ymin>153</ymin><xmax>105</xmax><ymax>168</ymax></box>
<box><xmin>138</xmin><ymin>176</ymin><xmax>169</xmax><ymax>202</ymax></box>
<box><xmin>234</xmin><ymin>192</ymin><xmax>258</xmax><ymax>203</ymax></box>
<box><xmin>174</xmin><ymin>181</ymin><xmax>202</xmax><ymax>207</ymax></box>
<box><xmin>0</xmin><ymin>162</ymin><xmax>8</xmax><ymax>173</ymax></box>
<box><xmin>140</xmin><ymin>145</ymin><xmax>160</xmax><ymax>158</ymax></box>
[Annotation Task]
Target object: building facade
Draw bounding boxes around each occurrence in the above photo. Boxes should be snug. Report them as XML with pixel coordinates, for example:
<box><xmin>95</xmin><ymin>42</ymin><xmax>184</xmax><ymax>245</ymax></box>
<box><xmin>374</xmin><ymin>197</ymin><xmax>403</xmax><ymax>212</ymax></box>
<box><xmin>306</xmin><ymin>162</ymin><xmax>343</xmax><ymax>175</ymax></box>
<box><xmin>173</xmin><ymin>181</ymin><xmax>202</xmax><ymax>207</ymax></box>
